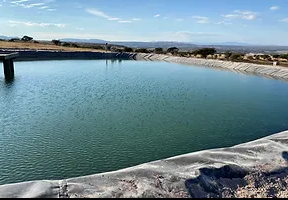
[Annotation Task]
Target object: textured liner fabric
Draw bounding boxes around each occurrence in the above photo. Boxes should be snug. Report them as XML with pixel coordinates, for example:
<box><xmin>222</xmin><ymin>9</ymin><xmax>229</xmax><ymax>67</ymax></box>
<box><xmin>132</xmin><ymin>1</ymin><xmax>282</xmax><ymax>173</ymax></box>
<box><xmin>0</xmin><ymin>131</ymin><xmax>288</xmax><ymax>198</ymax></box>
<box><xmin>134</xmin><ymin>53</ymin><xmax>288</xmax><ymax>82</ymax></box>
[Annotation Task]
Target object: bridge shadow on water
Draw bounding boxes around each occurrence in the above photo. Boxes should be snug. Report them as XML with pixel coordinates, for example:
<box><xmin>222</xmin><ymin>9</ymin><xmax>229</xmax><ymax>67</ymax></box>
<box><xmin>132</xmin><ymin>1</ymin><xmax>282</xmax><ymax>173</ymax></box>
<box><xmin>0</xmin><ymin>76</ymin><xmax>15</xmax><ymax>90</ymax></box>
<box><xmin>5</xmin><ymin>77</ymin><xmax>15</xmax><ymax>85</ymax></box>
<box><xmin>185</xmin><ymin>151</ymin><xmax>288</xmax><ymax>198</ymax></box>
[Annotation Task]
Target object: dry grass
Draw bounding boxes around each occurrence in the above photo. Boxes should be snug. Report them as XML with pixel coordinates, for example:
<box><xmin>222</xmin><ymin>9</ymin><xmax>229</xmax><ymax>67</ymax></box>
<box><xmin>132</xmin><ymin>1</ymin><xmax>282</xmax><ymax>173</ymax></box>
<box><xmin>0</xmin><ymin>41</ymin><xmax>105</xmax><ymax>52</ymax></box>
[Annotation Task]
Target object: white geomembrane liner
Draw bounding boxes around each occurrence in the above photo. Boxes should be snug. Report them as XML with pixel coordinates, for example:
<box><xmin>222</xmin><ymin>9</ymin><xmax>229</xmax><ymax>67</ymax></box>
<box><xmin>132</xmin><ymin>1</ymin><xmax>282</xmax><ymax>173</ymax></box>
<box><xmin>0</xmin><ymin>131</ymin><xmax>287</xmax><ymax>198</ymax></box>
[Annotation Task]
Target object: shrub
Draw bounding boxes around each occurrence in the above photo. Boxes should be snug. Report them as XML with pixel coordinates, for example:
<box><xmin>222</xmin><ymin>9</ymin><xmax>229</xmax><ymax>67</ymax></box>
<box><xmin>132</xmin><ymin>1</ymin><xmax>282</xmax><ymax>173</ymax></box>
<box><xmin>273</xmin><ymin>54</ymin><xmax>280</xmax><ymax>59</ymax></box>
<box><xmin>260</xmin><ymin>54</ymin><xmax>270</xmax><ymax>60</ymax></box>
<box><xmin>123</xmin><ymin>47</ymin><xmax>134</xmax><ymax>52</ymax></box>
<box><xmin>110</xmin><ymin>46</ymin><xmax>124</xmax><ymax>52</ymax></box>
<box><xmin>9</xmin><ymin>38</ymin><xmax>20</xmax><ymax>42</ymax></box>
<box><xmin>225</xmin><ymin>51</ymin><xmax>233</xmax><ymax>59</ymax></box>
<box><xmin>33</xmin><ymin>41</ymin><xmax>39</xmax><ymax>44</ymax></box>
<box><xmin>154</xmin><ymin>48</ymin><xmax>164</xmax><ymax>54</ymax></box>
<box><xmin>61</xmin><ymin>42</ymin><xmax>70</xmax><ymax>47</ymax></box>
<box><xmin>21</xmin><ymin>35</ymin><xmax>33</xmax><ymax>42</ymax></box>
<box><xmin>178</xmin><ymin>52</ymin><xmax>189</xmax><ymax>57</ymax></box>
<box><xmin>192</xmin><ymin>48</ymin><xmax>217</xmax><ymax>58</ymax></box>
<box><xmin>280</xmin><ymin>54</ymin><xmax>288</xmax><ymax>60</ymax></box>
<box><xmin>71</xmin><ymin>43</ymin><xmax>79</xmax><ymax>48</ymax></box>
<box><xmin>52</xmin><ymin>39</ymin><xmax>61</xmax><ymax>45</ymax></box>
<box><xmin>230</xmin><ymin>53</ymin><xmax>244</xmax><ymax>61</ymax></box>
<box><xmin>92</xmin><ymin>45</ymin><xmax>104</xmax><ymax>50</ymax></box>
<box><xmin>135</xmin><ymin>48</ymin><xmax>150</xmax><ymax>53</ymax></box>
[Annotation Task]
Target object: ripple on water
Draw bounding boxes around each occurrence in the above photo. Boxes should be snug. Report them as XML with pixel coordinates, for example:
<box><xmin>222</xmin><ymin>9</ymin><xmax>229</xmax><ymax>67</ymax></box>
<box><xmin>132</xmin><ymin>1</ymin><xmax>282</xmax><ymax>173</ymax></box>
<box><xmin>1</xmin><ymin>60</ymin><xmax>288</xmax><ymax>185</ymax></box>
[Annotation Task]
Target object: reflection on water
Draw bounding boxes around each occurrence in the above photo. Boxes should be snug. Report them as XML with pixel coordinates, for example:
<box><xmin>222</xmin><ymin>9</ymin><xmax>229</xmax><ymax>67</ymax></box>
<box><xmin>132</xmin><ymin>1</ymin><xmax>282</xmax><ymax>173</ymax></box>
<box><xmin>5</xmin><ymin>77</ymin><xmax>15</xmax><ymax>85</ymax></box>
<box><xmin>0</xmin><ymin>77</ymin><xmax>15</xmax><ymax>92</ymax></box>
<box><xmin>105</xmin><ymin>59</ymin><xmax>122</xmax><ymax>67</ymax></box>
<box><xmin>1</xmin><ymin>60</ymin><xmax>288</xmax><ymax>185</ymax></box>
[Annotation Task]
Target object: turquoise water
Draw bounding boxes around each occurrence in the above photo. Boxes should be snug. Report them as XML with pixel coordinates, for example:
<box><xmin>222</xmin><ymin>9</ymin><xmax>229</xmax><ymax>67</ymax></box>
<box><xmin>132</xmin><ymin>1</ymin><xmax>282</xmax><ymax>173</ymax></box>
<box><xmin>1</xmin><ymin>60</ymin><xmax>288</xmax><ymax>185</ymax></box>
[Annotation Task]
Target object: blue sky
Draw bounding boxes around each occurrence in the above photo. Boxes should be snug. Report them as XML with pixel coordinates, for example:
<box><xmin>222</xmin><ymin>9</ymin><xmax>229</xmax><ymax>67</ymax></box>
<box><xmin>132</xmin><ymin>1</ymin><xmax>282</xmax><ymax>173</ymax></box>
<box><xmin>0</xmin><ymin>0</ymin><xmax>288</xmax><ymax>45</ymax></box>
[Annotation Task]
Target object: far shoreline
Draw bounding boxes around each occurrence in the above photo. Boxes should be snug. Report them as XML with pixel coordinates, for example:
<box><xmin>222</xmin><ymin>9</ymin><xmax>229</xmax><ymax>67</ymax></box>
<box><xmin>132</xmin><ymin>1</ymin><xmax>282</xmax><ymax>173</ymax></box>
<box><xmin>1</xmin><ymin>49</ymin><xmax>288</xmax><ymax>82</ymax></box>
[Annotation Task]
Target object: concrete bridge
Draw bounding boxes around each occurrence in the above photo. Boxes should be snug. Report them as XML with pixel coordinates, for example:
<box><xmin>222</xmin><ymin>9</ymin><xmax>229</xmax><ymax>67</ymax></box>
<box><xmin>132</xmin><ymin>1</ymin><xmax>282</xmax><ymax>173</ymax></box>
<box><xmin>0</xmin><ymin>52</ymin><xmax>19</xmax><ymax>80</ymax></box>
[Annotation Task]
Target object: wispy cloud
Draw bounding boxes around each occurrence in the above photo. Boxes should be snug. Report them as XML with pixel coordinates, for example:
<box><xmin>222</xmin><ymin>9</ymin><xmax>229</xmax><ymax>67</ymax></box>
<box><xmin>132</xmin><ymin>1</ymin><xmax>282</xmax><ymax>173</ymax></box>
<box><xmin>86</xmin><ymin>8</ymin><xmax>138</xmax><ymax>24</ymax></box>
<box><xmin>154</xmin><ymin>14</ymin><xmax>160</xmax><ymax>18</ymax></box>
<box><xmin>222</xmin><ymin>14</ymin><xmax>238</xmax><ymax>19</ymax></box>
<box><xmin>17</xmin><ymin>2</ymin><xmax>45</xmax><ymax>8</ymax></box>
<box><xmin>223</xmin><ymin>10</ymin><xmax>258</xmax><ymax>20</ymax></box>
<box><xmin>39</xmin><ymin>6</ymin><xmax>49</xmax><ymax>9</ymax></box>
<box><xmin>76</xmin><ymin>27</ymin><xmax>84</xmax><ymax>31</ymax></box>
<box><xmin>118</xmin><ymin>20</ymin><xmax>132</xmax><ymax>23</ymax></box>
<box><xmin>215</xmin><ymin>21</ymin><xmax>232</xmax><ymax>25</ymax></box>
<box><xmin>86</xmin><ymin>8</ymin><xmax>117</xmax><ymax>20</ymax></box>
<box><xmin>280</xmin><ymin>18</ymin><xmax>288</xmax><ymax>22</ymax></box>
<box><xmin>47</xmin><ymin>8</ymin><xmax>56</xmax><ymax>11</ymax></box>
<box><xmin>192</xmin><ymin>16</ymin><xmax>209</xmax><ymax>23</ymax></box>
<box><xmin>10</xmin><ymin>0</ymin><xmax>56</xmax><ymax>11</ymax></box>
<box><xmin>10</xmin><ymin>0</ymin><xmax>30</xmax><ymax>4</ymax></box>
<box><xmin>270</xmin><ymin>5</ymin><xmax>280</xmax><ymax>11</ymax></box>
<box><xmin>9</xmin><ymin>20</ymin><xmax>66</xmax><ymax>28</ymax></box>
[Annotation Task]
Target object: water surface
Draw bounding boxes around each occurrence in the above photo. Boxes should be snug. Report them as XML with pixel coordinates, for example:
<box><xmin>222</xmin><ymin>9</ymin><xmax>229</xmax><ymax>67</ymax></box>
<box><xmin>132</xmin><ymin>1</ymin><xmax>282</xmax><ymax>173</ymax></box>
<box><xmin>1</xmin><ymin>60</ymin><xmax>288</xmax><ymax>185</ymax></box>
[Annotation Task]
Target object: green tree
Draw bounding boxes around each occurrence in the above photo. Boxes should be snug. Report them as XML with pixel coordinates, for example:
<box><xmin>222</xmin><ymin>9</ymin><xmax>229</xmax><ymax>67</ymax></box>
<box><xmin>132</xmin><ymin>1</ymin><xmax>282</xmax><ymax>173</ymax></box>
<box><xmin>192</xmin><ymin>48</ymin><xmax>217</xmax><ymax>58</ymax></box>
<box><xmin>21</xmin><ymin>35</ymin><xmax>33</xmax><ymax>42</ymax></box>
<box><xmin>167</xmin><ymin>47</ymin><xmax>179</xmax><ymax>54</ymax></box>
<box><xmin>52</xmin><ymin>39</ymin><xmax>61</xmax><ymax>45</ymax></box>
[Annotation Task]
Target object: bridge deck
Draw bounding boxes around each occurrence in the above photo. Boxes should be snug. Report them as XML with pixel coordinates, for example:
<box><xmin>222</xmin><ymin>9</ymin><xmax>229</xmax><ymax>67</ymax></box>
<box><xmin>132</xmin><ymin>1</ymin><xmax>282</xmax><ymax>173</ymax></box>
<box><xmin>0</xmin><ymin>53</ymin><xmax>19</xmax><ymax>61</ymax></box>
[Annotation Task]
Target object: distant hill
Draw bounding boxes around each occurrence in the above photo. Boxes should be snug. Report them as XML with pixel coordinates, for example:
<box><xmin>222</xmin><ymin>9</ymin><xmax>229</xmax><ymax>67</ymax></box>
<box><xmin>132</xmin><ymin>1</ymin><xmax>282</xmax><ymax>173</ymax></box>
<box><xmin>1</xmin><ymin>35</ymin><xmax>288</xmax><ymax>54</ymax></box>
<box><xmin>0</xmin><ymin>35</ymin><xmax>20</xmax><ymax>40</ymax></box>
<box><xmin>211</xmin><ymin>42</ymin><xmax>256</xmax><ymax>46</ymax></box>
<box><xmin>60</xmin><ymin>39</ymin><xmax>198</xmax><ymax>49</ymax></box>
<box><xmin>61</xmin><ymin>38</ymin><xmax>107</xmax><ymax>44</ymax></box>
<box><xmin>109</xmin><ymin>41</ymin><xmax>198</xmax><ymax>49</ymax></box>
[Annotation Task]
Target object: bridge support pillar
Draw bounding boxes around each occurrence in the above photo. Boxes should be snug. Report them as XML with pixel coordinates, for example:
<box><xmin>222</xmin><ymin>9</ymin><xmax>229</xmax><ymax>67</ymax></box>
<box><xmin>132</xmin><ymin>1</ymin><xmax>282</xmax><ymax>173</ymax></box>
<box><xmin>3</xmin><ymin>59</ymin><xmax>15</xmax><ymax>80</ymax></box>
